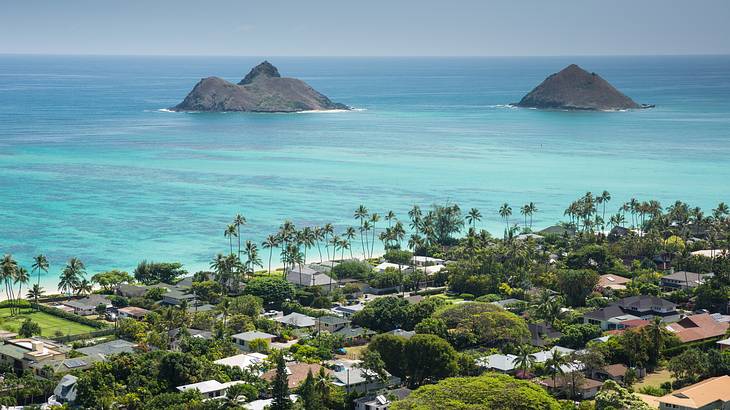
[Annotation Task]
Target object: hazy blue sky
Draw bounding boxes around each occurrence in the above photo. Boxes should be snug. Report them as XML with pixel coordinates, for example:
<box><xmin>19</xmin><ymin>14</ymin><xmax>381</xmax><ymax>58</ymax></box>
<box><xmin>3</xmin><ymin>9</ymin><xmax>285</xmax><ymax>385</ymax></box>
<box><xmin>2</xmin><ymin>0</ymin><xmax>729</xmax><ymax>56</ymax></box>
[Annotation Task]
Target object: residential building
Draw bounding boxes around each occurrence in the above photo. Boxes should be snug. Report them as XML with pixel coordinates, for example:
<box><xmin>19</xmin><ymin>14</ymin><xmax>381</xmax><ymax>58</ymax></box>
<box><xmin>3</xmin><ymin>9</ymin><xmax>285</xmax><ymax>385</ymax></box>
<box><xmin>331</xmin><ymin>303</ymin><xmax>366</xmax><ymax>317</ymax></box>
<box><xmin>665</xmin><ymin>313</ymin><xmax>729</xmax><ymax>343</ymax></box>
<box><xmin>60</xmin><ymin>294</ymin><xmax>112</xmax><ymax>316</ymax></box>
<box><xmin>596</xmin><ymin>274</ymin><xmax>631</xmax><ymax>292</ymax></box>
<box><xmin>387</xmin><ymin>329</ymin><xmax>415</xmax><ymax>339</ymax></box>
<box><xmin>477</xmin><ymin>346</ymin><xmax>576</xmax><ymax>373</ymax></box>
<box><xmin>591</xmin><ymin>363</ymin><xmax>645</xmax><ymax>384</ymax></box>
<box><xmin>330</xmin><ymin>362</ymin><xmax>400</xmax><ymax>393</ymax></box>
<box><xmin>176</xmin><ymin>380</ymin><xmax>247</xmax><ymax>400</ymax></box>
<box><xmin>117</xmin><ymin>306</ymin><xmax>151</xmax><ymax>320</ymax></box>
<box><xmin>262</xmin><ymin>363</ymin><xmax>331</xmax><ymax>389</ymax></box>
<box><xmin>316</xmin><ymin>316</ymin><xmax>351</xmax><ymax>333</ymax></box>
<box><xmin>274</xmin><ymin>312</ymin><xmax>316</xmax><ymax>328</ymax></box>
<box><xmin>0</xmin><ymin>338</ymin><xmax>68</xmax><ymax>372</ymax></box>
<box><xmin>334</xmin><ymin>326</ymin><xmax>376</xmax><ymax>345</ymax></box>
<box><xmin>717</xmin><ymin>337</ymin><xmax>730</xmax><ymax>350</ymax></box>
<box><xmin>76</xmin><ymin>339</ymin><xmax>137</xmax><ymax>359</ymax></box>
<box><xmin>51</xmin><ymin>374</ymin><xmax>78</xmax><ymax>404</ymax></box>
<box><xmin>162</xmin><ymin>287</ymin><xmax>197</xmax><ymax>306</ymax></box>
<box><xmin>661</xmin><ymin>271</ymin><xmax>713</xmax><ymax>290</ymax></box>
<box><xmin>244</xmin><ymin>396</ymin><xmax>299</xmax><ymax>410</ymax></box>
<box><xmin>657</xmin><ymin>375</ymin><xmax>730</xmax><ymax>410</ymax></box>
<box><xmin>584</xmin><ymin>296</ymin><xmax>679</xmax><ymax>330</ymax></box>
<box><xmin>528</xmin><ymin>322</ymin><xmax>563</xmax><ymax>347</ymax></box>
<box><xmin>354</xmin><ymin>388</ymin><xmax>411</xmax><ymax>410</ymax></box>
<box><xmin>374</xmin><ymin>262</ymin><xmax>413</xmax><ymax>273</ymax></box>
<box><xmin>490</xmin><ymin>298</ymin><xmax>524</xmax><ymax>310</ymax></box>
<box><xmin>214</xmin><ymin>352</ymin><xmax>268</xmax><ymax>372</ymax></box>
<box><xmin>411</xmin><ymin>256</ymin><xmax>444</xmax><ymax>267</ymax></box>
<box><xmin>286</xmin><ymin>265</ymin><xmax>337</xmax><ymax>289</ymax></box>
<box><xmin>540</xmin><ymin>377</ymin><xmax>604</xmax><ymax>399</ymax></box>
<box><xmin>231</xmin><ymin>331</ymin><xmax>275</xmax><ymax>351</ymax></box>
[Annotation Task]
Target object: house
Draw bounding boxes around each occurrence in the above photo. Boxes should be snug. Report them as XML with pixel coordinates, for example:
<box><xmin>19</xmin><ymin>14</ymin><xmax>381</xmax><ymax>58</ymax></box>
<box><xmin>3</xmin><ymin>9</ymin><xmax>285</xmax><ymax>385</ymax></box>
<box><xmin>597</xmin><ymin>274</ymin><xmax>631</xmax><ymax>292</ymax></box>
<box><xmin>656</xmin><ymin>375</ymin><xmax>730</xmax><ymax>410</ymax></box>
<box><xmin>244</xmin><ymin>396</ymin><xmax>299</xmax><ymax>410</ymax></box>
<box><xmin>162</xmin><ymin>287</ymin><xmax>197</xmax><ymax>306</ymax></box>
<box><xmin>115</xmin><ymin>283</ymin><xmax>149</xmax><ymax>298</ymax></box>
<box><xmin>538</xmin><ymin>225</ymin><xmax>576</xmax><ymax>237</ymax></box>
<box><xmin>60</xmin><ymin>294</ymin><xmax>112</xmax><ymax>316</ymax></box>
<box><xmin>387</xmin><ymin>329</ymin><xmax>415</xmax><ymax>339</ymax></box>
<box><xmin>169</xmin><ymin>328</ymin><xmax>213</xmax><ymax>349</ymax></box>
<box><xmin>214</xmin><ymin>352</ymin><xmax>268</xmax><ymax>372</ymax></box>
<box><xmin>118</xmin><ymin>306</ymin><xmax>151</xmax><ymax>320</ymax></box>
<box><xmin>330</xmin><ymin>362</ymin><xmax>400</xmax><ymax>393</ymax></box>
<box><xmin>477</xmin><ymin>346</ymin><xmax>576</xmax><ymax>373</ymax></box>
<box><xmin>31</xmin><ymin>354</ymin><xmax>105</xmax><ymax>378</ymax></box>
<box><xmin>274</xmin><ymin>312</ymin><xmax>316</xmax><ymax>328</ymax></box>
<box><xmin>411</xmin><ymin>256</ymin><xmax>444</xmax><ymax>267</ymax></box>
<box><xmin>316</xmin><ymin>316</ymin><xmax>351</xmax><ymax>333</ymax></box>
<box><xmin>374</xmin><ymin>262</ymin><xmax>413</xmax><ymax>273</ymax></box>
<box><xmin>51</xmin><ymin>374</ymin><xmax>78</xmax><ymax>404</ymax></box>
<box><xmin>331</xmin><ymin>303</ymin><xmax>366</xmax><ymax>317</ymax></box>
<box><xmin>262</xmin><ymin>363</ymin><xmax>331</xmax><ymax>389</ymax></box>
<box><xmin>286</xmin><ymin>266</ymin><xmax>337</xmax><ymax>289</ymax></box>
<box><xmin>661</xmin><ymin>271</ymin><xmax>713</xmax><ymax>290</ymax></box>
<box><xmin>608</xmin><ymin>226</ymin><xmax>632</xmax><ymax>241</ymax></box>
<box><xmin>490</xmin><ymin>298</ymin><xmax>524</xmax><ymax>310</ymax></box>
<box><xmin>584</xmin><ymin>296</ymin><xmax>679</xmax><ymax>330</ymax></box>
<box><xmin>591</xmin><ymin>363</ymin><xmax>644</xmax><ymax>384</ymax></box>
<box><xmin>231</xmin><ymin>331</ymin><xmax>276</xmax><ymax>351</ymax></box>
<box><xmin>0</xmin><ymin>338</ymin><xmax>68</xmax><ymax>372</ymax></box>
<box><xmin>691</xmin><ymin>249</ymin><xmax>727</xmax><ymax>259</ymax></box>
<box><xmin>528</xmin><ymin>322</ymin><xmax>563</xmax><ymax>347</ymax></box>
<box><xmin>176</xmin><ymin>380</ymin><xmax>247</xmax><ymax>400</ymax></box>
<box><xmin>354</xmin><ymin>388</ymin><xmax>412</xmax><ymax>410</ymax></box>
<box><xmin>76</xmin><ymin>339</ymin><xmax>137</xmax><ymax>359</ymax></box>
<box><xmin>540</xmin><ymin>377</ymin><xmax>603</xmax><ymax>399</ymax></box>
<box><xmin>334</xmin><ymin>326</ymin><xmax>376</xmax><ymax>345</ymax></box>
<box><xmin>665</xmin><ymin>313</ymin><xmax>729</xmax><ymax>343</ymax></box>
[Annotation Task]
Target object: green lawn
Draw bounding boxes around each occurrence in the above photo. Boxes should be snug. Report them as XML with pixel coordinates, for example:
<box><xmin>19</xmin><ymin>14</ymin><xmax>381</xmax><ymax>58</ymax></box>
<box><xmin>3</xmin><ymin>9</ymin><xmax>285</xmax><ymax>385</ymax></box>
<box><xmin>635</xmin><ymin>369</ymin><xmax>674</xmax><ymax>390</ymax></box>
<box><xmin>0</xmin><ymin>307</ymin><xmax>96</xmax><ymax>338</ymax></box>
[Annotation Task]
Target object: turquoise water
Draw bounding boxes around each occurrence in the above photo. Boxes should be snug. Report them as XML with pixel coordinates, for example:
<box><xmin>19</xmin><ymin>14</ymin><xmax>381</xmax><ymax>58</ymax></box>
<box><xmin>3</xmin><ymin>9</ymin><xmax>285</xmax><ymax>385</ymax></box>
<box><xmin>1</xmin><ymin>55</ymin><xmax>729</xmax><ymax>288</ymax></box>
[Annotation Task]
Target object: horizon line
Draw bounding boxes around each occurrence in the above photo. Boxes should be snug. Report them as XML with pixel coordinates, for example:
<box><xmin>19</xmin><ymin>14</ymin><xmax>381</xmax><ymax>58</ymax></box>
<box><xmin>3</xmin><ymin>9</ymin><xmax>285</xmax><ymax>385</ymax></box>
<box><xmin>1</xmin><ymin>52</ymin><xmax>729</xmax><ymax>59</ymax></box>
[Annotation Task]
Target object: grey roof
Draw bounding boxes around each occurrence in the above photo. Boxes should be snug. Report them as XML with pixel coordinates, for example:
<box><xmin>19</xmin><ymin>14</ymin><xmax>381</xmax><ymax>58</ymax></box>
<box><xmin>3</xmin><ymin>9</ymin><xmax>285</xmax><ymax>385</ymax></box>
<box><xmin>232</xmin><ymin>331</ymin><xmax>275</xmax><ymax>341</ymax></box>
<box><xmin>275</xmin><ymin>312</ymin><xmax>316</xmax><ymax>328</ymax></box>
<box><xmin>116</xmin><ymin>283</ymin><xmax>148</xmax><ymax>297</ymax></box>
<box><xmin>286</xmin><ymin>267</ymin><xmax>336</xmax><ymax>287</ymax></box>
<box><xmin>388</xmin><ymin>329</ymin><xmax>416</xmax><ymax>339</ymax></box>
<box><xmin>618</xmin><ymin>295</ymin><xmax>676</xmax><ymax>311</ymax></box>
<box><xmin>661</xmin><ymin>271</ymin><xmax>712</xmax><ymax>285</ymax></box>
<box><xmin>316</xmin><ymin>316</ymin><xmax>351</xmax><ymax>326</ymax></box>
<box><xmin>54</xmin><ymin>374</ymin><xmax>78</xmax><ymax>402</ymax></box>
<box><xmin>491</xmin><ymin>298</ymin><xmax>524</xmax><ymax>308</ymax></box>
<box><xmin>0</xmin><ymin>343</ymin><xmax>27</xmax><ymax>360</ymax></box>
<box><xmin>584</xmin><ymin>304</ymin><xmax>626</xmax><ymax>321</ymax></box>
<box><xmin>169</xmin><ymin>328</ymin><xmax>213</xmax><ymax>340</ymax></box>
<box><xmin>76</xmin><ymin>339</ymin><xmax>137</xmax><ymax>357</ymax></box>
<box><xmin>334</xmin><ymin>326</ymin><xmax>375</xmax><ymax>339</ymax></box>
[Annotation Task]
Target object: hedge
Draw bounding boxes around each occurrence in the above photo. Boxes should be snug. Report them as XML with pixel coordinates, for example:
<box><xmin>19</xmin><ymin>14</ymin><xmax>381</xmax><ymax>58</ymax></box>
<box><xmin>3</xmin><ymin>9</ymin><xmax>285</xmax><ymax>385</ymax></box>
<box><xmin>52</xmin><ymin>328</ymin><xmax>116</xmax><ymax>343</ymax></box>
<box><xmin>663</xmin><ymin>336</ymin><xmax>724</xmax><ymax>357</ymax></box>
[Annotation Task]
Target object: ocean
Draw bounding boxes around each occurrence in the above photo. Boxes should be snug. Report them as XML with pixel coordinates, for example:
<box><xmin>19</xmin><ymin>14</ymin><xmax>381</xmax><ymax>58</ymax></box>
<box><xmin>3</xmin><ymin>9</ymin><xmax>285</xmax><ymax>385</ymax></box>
<box><xmin>1</xmin><ymin>55</ymin><xmax>729</xmax><ymax>288</ymax></box>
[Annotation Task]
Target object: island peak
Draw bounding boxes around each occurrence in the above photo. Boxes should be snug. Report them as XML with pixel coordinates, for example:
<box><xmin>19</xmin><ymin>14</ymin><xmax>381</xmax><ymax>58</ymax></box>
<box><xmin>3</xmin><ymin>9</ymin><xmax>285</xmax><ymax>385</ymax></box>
<box><xmin>516</xmin><ymin>64</ymin><xmax>652</xmax><ymax>111</ymax></box>
<box><xmin>239</xmin><ymin>60</ymin><xmax>281</xmax><ymax>85</ymax></box>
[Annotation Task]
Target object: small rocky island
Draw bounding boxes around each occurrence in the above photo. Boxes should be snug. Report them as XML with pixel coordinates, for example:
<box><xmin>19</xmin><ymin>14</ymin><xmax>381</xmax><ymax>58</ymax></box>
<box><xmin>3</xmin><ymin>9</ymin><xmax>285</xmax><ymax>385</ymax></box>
<box><xmin>515</xmin><ymin>64</ymin><xmax>652</xmax><ymax>111</ymax></box>
<box><xmin>171</xmin><ymin>61</ymin><xmax>349</xmax><ymax>112</ymax></box>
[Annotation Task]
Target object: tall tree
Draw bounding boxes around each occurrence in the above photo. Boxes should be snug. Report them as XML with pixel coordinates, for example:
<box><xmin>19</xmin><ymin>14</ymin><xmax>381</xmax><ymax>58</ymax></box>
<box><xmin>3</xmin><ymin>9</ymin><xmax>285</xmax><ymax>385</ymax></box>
<box><xmin>262</xmin><ymin>235</ymin><xmax>280</xmax><ymax>274</ymax></box>
<box><xmin>233</xmin><ymin>214</ymin><xmax>247</xmax><ymax>258</ymax></box>
<box><xmin>499</xmin><ymin>203</ymin><xmax>512</xmax><ymax>229</ymax></box>
<box><xmin>1</xmin><ymin>255</ymin><xmax>19</xmax><ymax>315</ymax></box>
<box><xmin>512</xmin><ymin>344</ymin><xmax>537</xmax><ymax>378</ymax></box>
<box><xmin>31</xmin><ymin>254</ymin><xmax>49</xmax><ymax>302</ymax></box>
<box><xmin>270</xmin><ymin>352</ymin><xmax>292</xmax><ymax>410</ymax></box>
<box><xmin>466</xmin><ymin>208</ymin><xmax>482</xmax><ymax>229</ymax></box>
<box><xmin>224</xmin><ymin>224</ymin><xmax>237</xmax><ymax>255</ymax></box>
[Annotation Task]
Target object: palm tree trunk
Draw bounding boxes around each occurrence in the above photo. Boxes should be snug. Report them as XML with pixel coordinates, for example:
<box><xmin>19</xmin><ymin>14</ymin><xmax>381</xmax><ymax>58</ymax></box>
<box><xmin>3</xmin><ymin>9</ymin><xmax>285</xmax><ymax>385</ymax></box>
<box><xmin>268</xmin><ymin>249</ymin><xmax>273</xmax><ymax>274</ymax></box>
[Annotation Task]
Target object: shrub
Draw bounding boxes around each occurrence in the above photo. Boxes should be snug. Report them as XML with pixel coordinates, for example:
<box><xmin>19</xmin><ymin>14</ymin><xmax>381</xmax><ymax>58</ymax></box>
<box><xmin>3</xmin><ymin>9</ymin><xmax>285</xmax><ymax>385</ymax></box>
<box><xmin>332</xmin><ymin>260</ymin><xmax>373</xmax><ymax>279</ymax></box>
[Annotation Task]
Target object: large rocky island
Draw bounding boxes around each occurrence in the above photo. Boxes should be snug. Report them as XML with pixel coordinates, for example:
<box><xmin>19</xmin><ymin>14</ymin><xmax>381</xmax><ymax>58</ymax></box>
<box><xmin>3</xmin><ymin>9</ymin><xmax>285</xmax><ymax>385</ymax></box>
<box><xmin>171</xmin><ymin>61</ymin><xmax>349</xmax><ymax>112</ymax></box>
<box><xmin>515</xmin><ymin>64</ymin><xmax>652</xmax><ymax>111</ymax></box>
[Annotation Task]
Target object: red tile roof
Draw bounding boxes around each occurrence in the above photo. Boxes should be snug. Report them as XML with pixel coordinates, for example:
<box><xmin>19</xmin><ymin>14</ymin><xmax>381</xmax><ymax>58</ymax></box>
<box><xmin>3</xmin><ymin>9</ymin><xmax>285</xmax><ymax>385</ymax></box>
<box><xmin>666</xmin><ymin>314</ymin><xmax>729</xmax><ymax>343</ymax></box>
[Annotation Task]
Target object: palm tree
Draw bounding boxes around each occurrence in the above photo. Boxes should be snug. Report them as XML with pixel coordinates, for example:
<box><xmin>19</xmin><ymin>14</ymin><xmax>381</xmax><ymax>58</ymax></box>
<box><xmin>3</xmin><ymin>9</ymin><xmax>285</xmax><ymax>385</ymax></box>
<box><xmin>322</xmin><ymin>223</ymin><xmax>335</xmax><ymax>261</ymax></box>
<box><xmin>466</xmin><ymin>208</ymin><xmax>482</xmax><ymax>229</ymax></box>
<box><xmin>344</xmin><ymin>227</ymin><xmax>357</xmax><ymax>258</ymax></box>
<box><xmin>59</xmin><ymin>257</ymin><xmax>85</xmax><ymax>299</ymax></box>
<box><xmin>512</xmin><ymin>345</ymin><xmax>537</xmax><ymax>378</ymax></box>
<box><xmin>329</xmin><ymin>235</ymin><xmax>340</xmax><ymax>290</ymax></box>
<box><xmin>713</xmin><ymin>202</ymin><xmax>729</xmax><ymax>221</ymax></box>
<box><xmin>361</xmin><ymin>220</ymin><xmax>372</xmax><ymax>260</ymax></box>
<box><xmin>499</xmin><ymin>203</ymin><xmax>512</xmax><ymax>230</ymax></box>
<box><xmin>262</xmin><ymin>235</ymin><xmax>280</xmax><ymax>274</ymax></box>
<box><xmin>224</xmin><ymin>224</ymin><xmax>237</xmax><ymax>255</ymax></box>
<box><xmin>1</xmin><ymin>255</ymin><xmax>18</xmax><ymax>315</ymax></box>
<box><xmin>31</xmin><ymin>255</ymin><xmax>49</xmax><ymax>300</ymax></box>
<box><xmin>339</xmin><ymin>238</ymin><xmax>350</xmax><ymax>261</ymax></box>
<box><xmin>75</xmin><ymin>279</ymin><xmax>92</xmax><ymax>296</ymax></box>
<box><xmin>14</xmin><ymin>267</ymin><xmax>30</xmax><ymax>310</ymax></box>
<box><xmin>233</xmin><ymin>214</ymin><xmax>247</xmax><ymax>258</ymax></box>
<box><xmin>300</xmin><ymin>227</ymin><xmax>316</xmax><ymax>264</ymax></box>
<box><xmin>527</xmin><ymin>202</ymin><xmax>538</xmax><ymax>229</ymax></box>
<box><xmin>385</xmin><ymin>210</ymin><xmax>397</xmax><ymax>228</ymax></box>
<box><xmin>546</xmin><ymin>349</ymin><xmax>567</xmax><ymax>388</ymax></box>
<box><xmin>369</xmin><ymin>213</ymin><xmax>380</xmax><ymax>258</ymax></box>
<box><xmin>243</xmin><ymin>240</ymin><xmax>263</xmax><ymax>277</ymax></box>
<box><xmin>27</xmin><ymin>284</ymin><xmax>44</xmax><ymax>311</ymax></box>
<box><xmin>354</xmin><ymin>205</ymin><xmax>369</xmax><ymax>258</ymax></box>
<box><xmin>597</xmin><ymin>190</ymin><xmax>611</xmax><ymax>220</ymax></box>
<box><xmin>520</xmin><ymin>204</ymin><xmax>530</xmax><ymax>228</ymax></box>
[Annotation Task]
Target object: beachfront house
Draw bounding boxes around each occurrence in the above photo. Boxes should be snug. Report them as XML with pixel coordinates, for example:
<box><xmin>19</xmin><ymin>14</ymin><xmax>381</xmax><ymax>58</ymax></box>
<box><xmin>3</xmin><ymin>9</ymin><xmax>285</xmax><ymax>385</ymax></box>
<box><xmin>231</xmin><ymin>331</ymin><xmax>275</xmax><ymax>351</ymax></box>
<box><xmin>60</xmin><ymin>294</ymin><xmax>112</xmax><ymax>316</ymax></box>
<box><xmin>286</xmin><ymin>265</ymin><xmax>338</xmax><ymax>291</ymax></box>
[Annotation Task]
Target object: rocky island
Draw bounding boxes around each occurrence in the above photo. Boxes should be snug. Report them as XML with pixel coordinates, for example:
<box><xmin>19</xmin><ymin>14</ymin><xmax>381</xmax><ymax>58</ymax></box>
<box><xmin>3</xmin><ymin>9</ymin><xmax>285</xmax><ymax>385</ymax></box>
<box><xmin>171</xmin><ymin>61</ymin><xmax>349</xmax><ymax>112</ymax></box>
<box><xmin>515</xmin><ymin>64</ymin><xmax>652</xmax><ymax>111</ymax></box>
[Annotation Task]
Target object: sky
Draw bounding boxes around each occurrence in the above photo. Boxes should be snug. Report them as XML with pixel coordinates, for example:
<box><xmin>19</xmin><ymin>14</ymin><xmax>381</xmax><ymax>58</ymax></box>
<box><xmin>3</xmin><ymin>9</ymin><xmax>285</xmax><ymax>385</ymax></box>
<box><xmin>1</xmin><ymin>0</ymin><xmax>729</xmax><ymax>56</ymax></box>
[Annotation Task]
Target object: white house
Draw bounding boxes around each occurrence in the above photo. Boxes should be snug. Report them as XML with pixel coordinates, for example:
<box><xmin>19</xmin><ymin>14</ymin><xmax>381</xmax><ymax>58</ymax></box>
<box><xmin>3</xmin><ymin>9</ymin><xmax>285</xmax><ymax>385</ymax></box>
<box><xmin>231</xmin><ymin>331</ymin><xmax>275</xmax><ymax>351</ymax></box>
<box><xmin>176</xmin><ymin>380</ymin><xmax>246</xmax><ymax>400</ymax></box>
<box><xmin>214</xmin><ymin>352</ymin><xmax>268</xmax><ymax>372</ymax></box>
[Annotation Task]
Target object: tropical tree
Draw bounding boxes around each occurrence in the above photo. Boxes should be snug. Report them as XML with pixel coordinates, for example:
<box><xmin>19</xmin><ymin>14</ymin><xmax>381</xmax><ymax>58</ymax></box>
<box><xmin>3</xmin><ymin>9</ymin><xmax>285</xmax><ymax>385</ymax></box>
<box><xmin>545</xmin><ymin>349</ymin><xmax>567</xmax><ymax>388</ymax></box>
<box><xmin>243</xmin><ymin>240</ymin><xmax>263</xmax><ymax>278</ymax></box>
<box><xmin>597</xmin><ymin>190</ymin><xmax>611</xmax><ymax>220</ymax></box>
<box><xmin>59</xmin><ymin>257</ymin><xmax>85</xmax><ymax>299</ymax></box>
<box><xmin>31</xmin><ymin>254</ymin><xmax>49</xmax><ymax>299</ymax></box>
<box><xmin>344</xmin><ymin>227</ymin><xmax>357</xmax><ymax>258</ymax></box>
<box><xmin>14</xmin><ymin>267</ymin><xmax>30</xmax><ymax>309</ymax></box>
<box><xmin>27</xmin><ymin>284</ymin><xmax>45</xmax><ymax>310</ymax></box>
<box><xmin>233</xmin><ymin>213</ymin><xmax>247</xmax><ymax>258</ymax></box>
<box><xmin>354</xmin><ymin>205</ymin><xmax>369</xmax><ymax>258</ymax></box>
<box><xmin>385</xmin><ymin>210</ymin><xmax>397</xmax><ymax>227</ymax></box>
<box><xmin>75</xmin><ymin>279</ymin><xmax>93</xmax><ymax>296</ymax></box>
<box><xmin>369</xmin><ymin>213</ymin><xmax>381</xmax><ymax>258</ymax></box>
<box><xmin>1</xmin><ymin>255</ymin><xmax>19</xmax><ymax>315</ymax></box>
<box><xmin>512</xmin><ymin>344</ymin><xmax>537</xmax><ymax>378</ymax></box>
<box><xmin>262</xmin><ymin>234</ymin><xmax>280</xmax><ymax>274</ymax></box>
<box><xmin>499</xmin><ymin>203</ymin><xmax>512</xmax><ymax>229</ymax></box>
<box><xmin>466</xmin><ymin>208</ymin><xmax>482</xmax><ymax>229</ymax></box>
<box><xmin>224</xmin><ymin>224</ymin><xmax>237</xmax><ymax>255</ymax></box>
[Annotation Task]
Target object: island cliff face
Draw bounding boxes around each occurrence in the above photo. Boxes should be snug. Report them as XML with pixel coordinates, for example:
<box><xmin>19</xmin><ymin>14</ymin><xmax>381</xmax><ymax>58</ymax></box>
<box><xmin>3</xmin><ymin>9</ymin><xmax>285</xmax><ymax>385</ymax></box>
<box><xmin>172</xmin><ymin>61</ymin><xmax>349</xmax><ymax>112</ymax></box>
<box><xmin>516</xmin><ymin>64</ymin><xmax>648</xmax><ymax>111</ymax></box>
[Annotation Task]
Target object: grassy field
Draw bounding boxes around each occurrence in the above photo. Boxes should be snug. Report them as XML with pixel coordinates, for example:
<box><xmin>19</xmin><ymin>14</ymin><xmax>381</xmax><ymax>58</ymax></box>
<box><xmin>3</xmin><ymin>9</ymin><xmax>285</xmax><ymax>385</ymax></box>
<box><xmin>635</xmin><ymin>369</ymin><xmax>674</xmax><ymax>389</ymax></box>
<box><xmin>0</xmin><ymin>307</ymin><xmax>96</xmax><ymax>338</ymax></box>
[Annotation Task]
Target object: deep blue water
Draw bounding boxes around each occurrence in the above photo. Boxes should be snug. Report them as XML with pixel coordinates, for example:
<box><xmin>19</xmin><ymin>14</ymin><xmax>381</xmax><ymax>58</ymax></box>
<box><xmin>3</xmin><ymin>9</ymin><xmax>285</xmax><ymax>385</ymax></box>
<box><xmin>1</xmin><ymin>55</ymin><xmax>729</xmax><ymax>287</ymax></box>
